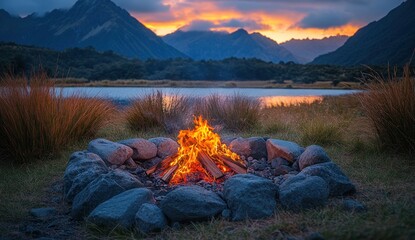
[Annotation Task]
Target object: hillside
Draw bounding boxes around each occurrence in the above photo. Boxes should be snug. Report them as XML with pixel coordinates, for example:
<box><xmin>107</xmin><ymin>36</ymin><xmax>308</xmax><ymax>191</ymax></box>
<box><xmin>281</xmin><ymin>36</ymin><xmax>348</xmax><ymax>63</ymax></box>
<box><xmin>0</xmin><ymin>0</ymin><xmax>186</xmax><ymax>60</ymax></box>
<box><xmin>312</xmin><ymin>0</ymin><xmax>415</xmax><ymax>66</ymax></box>
<box><xmin>163</xmin><ymin>29</ymin><xmax>297</xmax><ymax>63</ymax></box>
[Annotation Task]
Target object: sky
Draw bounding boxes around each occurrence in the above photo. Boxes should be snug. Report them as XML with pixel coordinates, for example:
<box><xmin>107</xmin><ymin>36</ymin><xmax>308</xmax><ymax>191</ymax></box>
<box><xmin>0</xmin><ymin>0</ymin><xmax>405</xmax><ymax>43</ymax></box>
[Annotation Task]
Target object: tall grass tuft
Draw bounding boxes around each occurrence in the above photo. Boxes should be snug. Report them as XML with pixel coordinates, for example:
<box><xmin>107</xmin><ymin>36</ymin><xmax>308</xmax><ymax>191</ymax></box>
<box><xmin>194</xmin><ymin>94</ymin><xmax>261</xmax><ymax>131</ymax></box>
<box><xmin>358</xmin><ymin>66</ymin><xmax>415</xmax><ymax>153</ymax></box>
<box><xmin>300</xmin><ymin>118</ymin><xmax>343</xmax><ymax>146</ymax></box>
<box><xmin>0</xmin><ymin>74</ymin><xmax>115</xmax><ymax>164</ymax></box>
<box><xmin>124</xmin><ymin>91</ymin><xmax>190</xmax><ymax>133</ymax></box>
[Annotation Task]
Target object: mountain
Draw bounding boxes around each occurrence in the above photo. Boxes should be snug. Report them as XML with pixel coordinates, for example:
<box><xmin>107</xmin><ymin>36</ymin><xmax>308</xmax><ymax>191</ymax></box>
<box><xmin>312</xmin><ymin>0</ymin><xmax>415</xmax><ymax>66</ymax></box>
<box><xmin>0</xmin><ymin>0</ymin><xmax>186</xmax><ymax>59</ymax></box>
<box><xmin>163</xmin><ymin>29</ymin><xmax>297</xmax><ymax>63</ymax></box>
<box><xmin>281</xmin><ymin>35</ymin><xmax>348</xmax><ymax>63</ymax></box>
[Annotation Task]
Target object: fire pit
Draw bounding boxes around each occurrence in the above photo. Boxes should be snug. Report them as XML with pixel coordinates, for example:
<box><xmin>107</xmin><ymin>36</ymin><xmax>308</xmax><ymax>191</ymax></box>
<box><xmin>63</xmin><ymin>117</ymin><xmax>358</xmax><ymax>234</ymax></box>
<box><xmin>147</xmin><ymin>116</ymin><xmax>246</xmax><ymax>184</ymax></box>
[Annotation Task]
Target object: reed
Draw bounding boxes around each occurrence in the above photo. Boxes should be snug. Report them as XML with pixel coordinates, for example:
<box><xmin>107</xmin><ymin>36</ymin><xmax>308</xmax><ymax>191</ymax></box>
<box><xmin>358</xmin><ymin>66</ymin><xmax>415</xmax><ymax>153</ymax></box>
<box><xmin>0</xmin><ymin>73</ymin><xmax>114</xmax><ymax>163</ymax></box>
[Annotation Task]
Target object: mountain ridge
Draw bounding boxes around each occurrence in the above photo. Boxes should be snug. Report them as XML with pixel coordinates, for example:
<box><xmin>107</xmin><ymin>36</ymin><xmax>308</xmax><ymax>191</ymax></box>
<box><xmin>163</xmin><ymin>29</ymin><xmax>297</xmax><ymax>63</ymax></box>
<box><xmin>0</xmin><ymin>0</ymin><xmax>186</xmax><ymax>59</ymax></box>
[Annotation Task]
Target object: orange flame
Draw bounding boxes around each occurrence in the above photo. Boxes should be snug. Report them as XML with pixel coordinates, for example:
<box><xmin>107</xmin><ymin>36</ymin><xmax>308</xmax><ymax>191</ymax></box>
<box><xmin>168</xmin><ymin>116</ymin><xmax>243</xmax><ymax>184</ymax></box>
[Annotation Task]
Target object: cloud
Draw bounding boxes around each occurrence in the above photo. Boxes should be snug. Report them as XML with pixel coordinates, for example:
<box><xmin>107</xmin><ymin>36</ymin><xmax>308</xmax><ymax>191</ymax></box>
<box><xmin>295</xmin><ymin>11</ymin><xmax>351</xmax><ymax>29</ymax></box>
<box><xmin>220</xmin><ymin>19</ymin><xmax>272</xmax><ymax>30</ymax></box>
<box><xmin>0</xmin><ymin>0</ymin><xmax>169</xmax><ymax>15</ymax></box>
<box><xmin>181</xmin><ymin>20</ymin><xmax>216</xmax><ymax>31</ymax></box>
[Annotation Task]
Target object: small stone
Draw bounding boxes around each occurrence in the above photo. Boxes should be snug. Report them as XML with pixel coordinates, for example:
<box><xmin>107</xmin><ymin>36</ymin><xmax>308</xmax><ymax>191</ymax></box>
<box><xmin>299</xmin><ymin>145</ymin><xmax>331</xmax><ymax>170</ymax></box>
<box><xmin>172</xmin><ymin>222</ymin><xmax>181</xmax><ymax>230</ymax></box>
<box><xmin>148</xmin><ymin>137</ymin><xmax>179</xmax><ymax>159</ymax></box>
<box><xmin>266</xmin><ymin>139</ymin><xmax>304</xmax><ymax>162</ymax></box>
<box><xmin>342</xmin><ymin>199</ymin><xmax>367</xmax><ymax>213</ymax></box>
<box><xmin>271</xmin><ymin>157</ymin><xmax>290</xmax><ymax>168</ymax></box>
<box><xmin>135</xmin><ymin>203</ymin><xmax>167</xmax><ymax>233</ymax></box>
<box><xmin>88</xmin><ymin>138</ymin><xmax>133</xmax><ymax>166</ymax></box>
<box><xmin>247</xmin><ymin>156</ymin><xmax>254</xmax><ymax>161</ymax></box>
<box><xmin>125</xmin><ymin>158</ymin><xmax>138</xmax><ymax>169</ymax></box>
<box><xmin>221</xmin><ymin>209</ymin><xmax>231</xmax><ymax>220</ymax></box>
<box><xmin>30</xmin><ymin>208</ymin><xmax>56</xmax><ymax>219</ymax></box>
<box><xmin>252</xmin><ymin>161</ymin><xmax>268</xmax><ymax>171</ymax></box>
<box><xmin>274</xmin><ymin>165</ymin><xmax>293</xmax><ymax>176</ymax></box>
<box><xmin>118</xmin><ymin>138</ymin><xmax>157</xmax><ymax>161</ymax></box>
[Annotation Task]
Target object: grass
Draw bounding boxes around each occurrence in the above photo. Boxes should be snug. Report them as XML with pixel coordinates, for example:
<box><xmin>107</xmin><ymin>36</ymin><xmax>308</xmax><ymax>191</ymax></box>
<box><xmin>124</xmin><ymin>90</ymin><xmax>191</xmax><ymax>134</ymax></box>
<box><xmin>0</xmin><ymin>76</ymin><xmax>414</xmax><ymax>239</ymax></box>
<box><xmin>0</xmin><ymin>74</ymin><xmax>115</xmax><ymax>164</ymax></box>
<box><xmin>194</xmin><ymin>94</ymin><xmax>261</xmax><ymax>132</ymax></box>
<box><xmin>358</xmin><ymin>66</ymin><xmax>415</xmax><ymax>153</ymax></box>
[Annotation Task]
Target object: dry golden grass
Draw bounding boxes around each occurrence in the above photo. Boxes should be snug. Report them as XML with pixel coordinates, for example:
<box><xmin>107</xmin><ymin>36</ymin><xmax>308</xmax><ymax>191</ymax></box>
<box><xmin>124</xmin><ymin>90</ymin><xmax>191</xmax><ymax>133</ymax></box>
<box><xmin>0</xmin><ymin>74</ymin><xmax>115</xmax><ymax>164</ymax></box>
<box><xmin>359</xmin><ymin>66</ymin><xmax>415</xmax><ymax>153</ymax></box>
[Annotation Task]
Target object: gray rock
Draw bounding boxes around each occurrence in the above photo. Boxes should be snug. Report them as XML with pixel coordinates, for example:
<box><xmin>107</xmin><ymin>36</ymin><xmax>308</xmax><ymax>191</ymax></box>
<box><xmin>30</xmin><ymin>208</ymin><xmax>56</xmax><ymax>219</ymax></box>
<box><xmin>271</xmin><ymin>157</ymin><xmax>290</xmax><ymax>168</ymax></box>
<box><xmin>274</xmin><ymin>165</ymin><xmax>293</xmax><ymax>176</ymax></box>
<box><xmin>252</xmin><ymin>160</ymin><xmax>268</xmax><ymax>171</ymax></box>
<box><xmin>87</xmin><ymin>188</ymin><xmax>155</xmax><ymax>230</ymax></box>
<box><xmin>124</xmin><ymin>158</ymin><xmax>138</xmax><ymax>169</ymax></box>
<box><xmin>160</xmin><ymin>186</ymin><xmax>226</xmax><ymax>222</ymax></box>
<box><xmin>305</xmin><ymin>232</ymin><xmax>325</xmax><ymax>240</ymax></box>
<box><xmin>148</xmin><ymin>137</ymin><xmax>179</xmax><ymax>159</ymax></box>
<box><xmin>135</xmin><ymin>203</ymin><xmax>167</xmax><ymax>233</ymax></box>
<box><xmin>299</xmin><ymin>145</ymin><xmax>331</xmax><ymax>170</ymax></box>
<box><xmin>279</xmin><ymin>175</ymin><xmax>329</xmax><ymax>211</ymax></box>
<box><xmin>223</xmin><ymin>174</ymin><xmax>278</xmax><ymax>221</ymax></box>
<box><xmin>118</xmin><ymin>138</ymin><xmax>157</xmax><ymax>161</ymax></box>
<box><xmin>229</xmin><ymin>137</ymin><xmax>267</xmax><ymax>159</ymax></box>
<box><xmin>63</xmin><ymin>151</ymin><xmax>108</xmax><ymax>196</ymax></box>
<box><xmin>221</xmin><ymin>137</ymin><xmax>236</xmax><ymax>147</ymax></box>
<box><xmin>71</xmin><ymin>169</ymin><xmax>143</xmax><ymax>220</ymax></box>
<box><xmin>342</xmin><ymin>199</ymin><xmax>367</xmax><ymax>213</ymax></box>
<box><xmin>88</xmin><ymin>138</ymin><xmax>133</xmax><ymax>166</ymax></box>
<box><xmin>65</xmin><ymin>167</ymin><xmax>107</xmax><ymax>203</ymax></box>
<box><xmin>221</xmin><ymin>208</ymin><xmax>231</xmax><ymax>220</ymax></box>
<box><xmin>266</xmin><ymin>139</ymin><xmax>304</xmax><ymax>162</ymax></box>
<box><xmin>300</xmin><ymin>162</ymin><xmax>356</xmax><ymax>197</ymax></box>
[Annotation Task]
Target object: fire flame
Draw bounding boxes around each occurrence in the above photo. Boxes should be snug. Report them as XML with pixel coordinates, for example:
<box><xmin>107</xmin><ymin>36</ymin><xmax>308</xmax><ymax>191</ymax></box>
<box><xmin>167</xmin><ymin>116</ymin><xmax>243</xmax><ymax>184</ymax></box>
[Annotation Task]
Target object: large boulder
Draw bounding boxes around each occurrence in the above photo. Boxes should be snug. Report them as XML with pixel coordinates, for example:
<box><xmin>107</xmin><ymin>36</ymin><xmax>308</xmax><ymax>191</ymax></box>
<box><xmin>63</xmin><ymin>151</ymin><xmax>108</xmax><ymax>196</ymax></box>
<box><xmin>87</xmin><ymin>188</ymin><xmax>155</xmax><ymax>230</ymax></box>
<box><xmin>298</xmin><ymin>145</ymin><xmax>331</xmax><ymax>170</ymax></box>
<box><xmin>300</xmin><ymin>162</ymin><xmax>356</xmax><ymax>197</ymax></box>
<box><xmin>118</xmin><ymin>138</ymin><xmax>157</xmax><ymax>161</ymax></box>
<box><xmin>223</xmin><ymin>174</ymin><xmax>278</xmax><ymax>221</ymax></box>
<box><xmin>266</xmin><ymin>139</ymin><xmax>304</xmax><ymax>162</ymax></box>
<box><xmin>148</xmin><ymin>137</ymin><xmax>179</xmax><ymax>159</ymax></box>
<box><xmin>87</xmin><ymin>138</ymin><xmax>133</xmax><ymax>166</ymax></box>
<box><xmin>135</xmin><ymin>203</ymin><xmax>167</xmax><ymax>233</ymax></box>
<box><xmin>160</xmin><ymin>186</ymin><xmax>226</xmax><ymax>222</ymax></box>
<box><xmin>229</xmin><ymin>137</ymin><xmax>267</xmax><ymax>159</ymax></box>
<box><xmin>279</xmin><ymin>174</ymin><xmax>329</xmax><ymax>211</ymax></box>
<box><xmin>71</xmin><ymin>169</ymin><xmax>143</xmax><ymax>220</ymax></box>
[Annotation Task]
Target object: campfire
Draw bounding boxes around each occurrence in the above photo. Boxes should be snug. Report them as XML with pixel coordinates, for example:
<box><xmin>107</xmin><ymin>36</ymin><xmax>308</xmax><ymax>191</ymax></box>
<box><xmin>146</xmin><ymin>116</ymin><xmax>247</xmax><ymax>184</ymax></box>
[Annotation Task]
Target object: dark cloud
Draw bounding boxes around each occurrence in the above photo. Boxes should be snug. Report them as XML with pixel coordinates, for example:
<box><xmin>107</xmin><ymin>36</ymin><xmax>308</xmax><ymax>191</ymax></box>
<box><xmin>181</xmin><ymin>20</ymin><xmax>216</xmax><ymax>31</ymax></box>
<box><xmin>296</xmin><ymin>11</ymin><xmax>351</xmax><ymax>29</ymax></box>
<box><xmin>220</xmin><ymin>19</ymin><xmax>272</xmax><ymax>30</ymax></box>
<box><xmin>0</xmin><ymin>0</ymin><xmax>169</xmax><ymax>16</ymax></box>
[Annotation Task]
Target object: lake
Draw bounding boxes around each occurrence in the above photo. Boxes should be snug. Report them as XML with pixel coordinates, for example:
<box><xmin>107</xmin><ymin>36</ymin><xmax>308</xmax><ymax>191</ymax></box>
<box><xmin>60</xmin><ymin>87</ymin><xmax>360</xmax><ymax>107</ymax></box>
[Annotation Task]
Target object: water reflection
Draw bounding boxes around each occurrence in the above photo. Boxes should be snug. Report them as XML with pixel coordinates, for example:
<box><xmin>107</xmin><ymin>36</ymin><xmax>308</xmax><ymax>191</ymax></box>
<box><xmin>259</xmin><ymin>96</ymin><xmax>323</xmax><ymax>107</ymax></box>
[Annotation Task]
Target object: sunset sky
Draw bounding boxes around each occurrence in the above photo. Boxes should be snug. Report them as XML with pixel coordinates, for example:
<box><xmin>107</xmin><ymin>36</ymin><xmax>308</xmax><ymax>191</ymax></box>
<box><xmin>0</xmin><ymin>0</ymin><xmax>404</xmax><ymax>43</ymax></box>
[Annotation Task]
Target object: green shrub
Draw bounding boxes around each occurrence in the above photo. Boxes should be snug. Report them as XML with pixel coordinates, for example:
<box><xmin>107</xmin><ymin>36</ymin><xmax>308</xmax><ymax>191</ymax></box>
<box><xmin>359</xmin><ymin>66</ymin><xmax>415</xmax><ymax>153</ymax></box>
<box><xmin>124</xmin><ymin>91</ymin><xmax>190</xmax><ymax>133</ymax></box>
<box><xmin>0</xmin><ymin>74</ymin><xmax>114</xmax><ymax>164</ymax></box>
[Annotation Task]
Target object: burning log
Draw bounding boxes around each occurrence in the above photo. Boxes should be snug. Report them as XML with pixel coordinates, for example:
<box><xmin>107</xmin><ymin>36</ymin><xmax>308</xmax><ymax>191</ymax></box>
<box><xmin>161</xmin><ymin>164</ymin><xmax>179</xmax><ymax>182</ymax></box>
<box><xmin>218</xmin><ymin>155</ymin><xmax>247</xmax><ymax>174</ymax></box>
<box><xmin>145</xmin><ymin>155</ymin><xmax>176</xmax><ymax>176</ymax></box>
<box><xmin>198</xmin><ymin>152</ymin><xmax>224</xmax><ymax>179</ymax></box>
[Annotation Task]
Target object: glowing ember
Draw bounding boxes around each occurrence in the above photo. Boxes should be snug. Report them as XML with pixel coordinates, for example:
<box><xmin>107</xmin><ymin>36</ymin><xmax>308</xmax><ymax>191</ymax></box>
<box><xmin>162</xmin><ymin>116</ymin><xmax>246</xmax><ymax>184</ymax></box>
